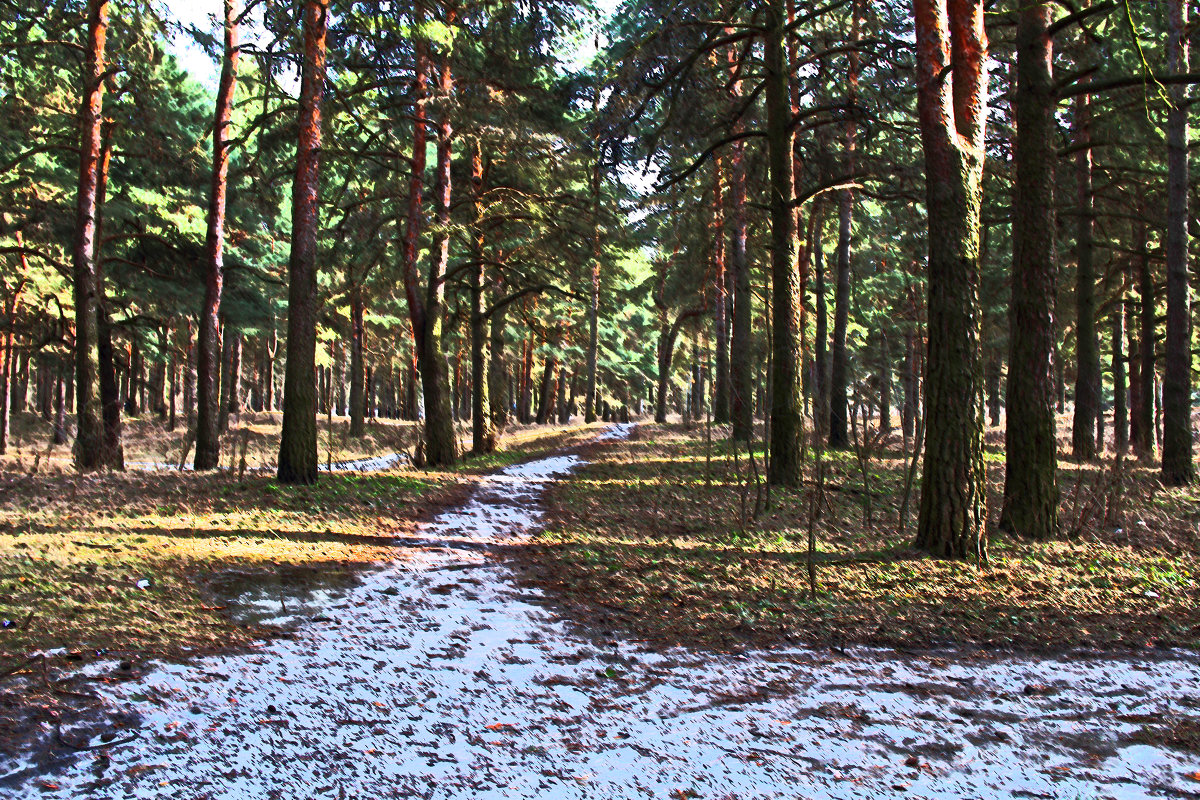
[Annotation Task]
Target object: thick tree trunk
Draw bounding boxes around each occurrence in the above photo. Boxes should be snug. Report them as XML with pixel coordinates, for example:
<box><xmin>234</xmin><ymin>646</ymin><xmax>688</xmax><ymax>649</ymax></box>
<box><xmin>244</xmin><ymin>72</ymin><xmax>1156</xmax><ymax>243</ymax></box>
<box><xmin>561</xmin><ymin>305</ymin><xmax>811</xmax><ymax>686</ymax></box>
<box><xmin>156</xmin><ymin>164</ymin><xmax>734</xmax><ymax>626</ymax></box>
<box><xmin>1162</xmin><ymin>0</ymin><xmax>1195</xmax><ymax>484</ymax></box>
<box><xmin>1071</xmin><ymin>94</ymin><xmax>1100</xmax><ymax>461</ymax></box>
<box><xmin>764</xmin><ymin>0</ymin><xmax>804</xmax><ymax>487</ymax></box>
<box><xmin>70</xmin><ymin>0</ymin><xmax>108</xmax><ymax>471</ymax></box>
<box><xmin>1000</xmin><ymin>0</ymin><xmax>1058</xmax><ymax>540</ymax></box>
<box><xmin>277</xmin><ymin>0</ymin><xmax>328</xmax><ymax>484</ymax></box>
<box><xmin>419</xmin><ymin>42</ymin><xmax>457</xmax><ymax>465</ymax></box>
<box><xmin>195</xmin><ymin>0</ymin><xmax>238</xmax><ymax>470</ymax></box>
<box><xmin>913</xmin><ymin>0</ymin><xmax>988</xmax><ymax>559</ymax></box>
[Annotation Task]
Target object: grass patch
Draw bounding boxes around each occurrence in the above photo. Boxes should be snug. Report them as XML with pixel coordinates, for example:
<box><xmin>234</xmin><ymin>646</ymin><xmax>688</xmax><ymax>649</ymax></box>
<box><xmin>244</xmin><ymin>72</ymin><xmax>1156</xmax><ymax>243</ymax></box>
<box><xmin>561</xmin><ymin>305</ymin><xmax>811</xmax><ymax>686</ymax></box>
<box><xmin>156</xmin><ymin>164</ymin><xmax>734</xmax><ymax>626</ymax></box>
<box><xmin>522</xmin><ymin>423</ymin><xmax>1200</xmax><ymax>651</ymax></box>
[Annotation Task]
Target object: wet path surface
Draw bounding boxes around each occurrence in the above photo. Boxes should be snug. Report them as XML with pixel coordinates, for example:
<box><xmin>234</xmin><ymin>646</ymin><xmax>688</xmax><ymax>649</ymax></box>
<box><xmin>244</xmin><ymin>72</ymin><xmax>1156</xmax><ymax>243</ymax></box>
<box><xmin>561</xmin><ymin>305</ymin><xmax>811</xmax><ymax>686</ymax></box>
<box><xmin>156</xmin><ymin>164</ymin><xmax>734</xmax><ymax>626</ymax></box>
<box><xmin>5</xmin><ymin>424</ymin><xmax>1200</xmax><ymax>798</ymax></box>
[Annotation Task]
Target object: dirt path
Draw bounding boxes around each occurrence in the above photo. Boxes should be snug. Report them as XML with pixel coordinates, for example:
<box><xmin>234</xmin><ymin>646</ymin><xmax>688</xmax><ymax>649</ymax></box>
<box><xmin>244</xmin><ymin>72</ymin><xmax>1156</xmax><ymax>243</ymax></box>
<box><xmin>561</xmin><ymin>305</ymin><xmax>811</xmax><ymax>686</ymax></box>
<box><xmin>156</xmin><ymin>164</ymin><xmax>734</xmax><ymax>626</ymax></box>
<box><xmin>4</xmin><ymin>424</ymin><xmax>1200</xmax><ymax>798</ymax></box>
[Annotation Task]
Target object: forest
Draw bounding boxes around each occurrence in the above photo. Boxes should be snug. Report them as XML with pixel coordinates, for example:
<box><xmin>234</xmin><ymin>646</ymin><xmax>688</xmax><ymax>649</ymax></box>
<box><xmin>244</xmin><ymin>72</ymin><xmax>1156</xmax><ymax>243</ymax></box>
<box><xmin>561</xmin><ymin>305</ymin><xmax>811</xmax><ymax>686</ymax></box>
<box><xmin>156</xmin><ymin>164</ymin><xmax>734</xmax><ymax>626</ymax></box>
<box><xmin>1</xmin><ymin>0</ymin><xmax>1200</xmax><ymax>796</ymax></box>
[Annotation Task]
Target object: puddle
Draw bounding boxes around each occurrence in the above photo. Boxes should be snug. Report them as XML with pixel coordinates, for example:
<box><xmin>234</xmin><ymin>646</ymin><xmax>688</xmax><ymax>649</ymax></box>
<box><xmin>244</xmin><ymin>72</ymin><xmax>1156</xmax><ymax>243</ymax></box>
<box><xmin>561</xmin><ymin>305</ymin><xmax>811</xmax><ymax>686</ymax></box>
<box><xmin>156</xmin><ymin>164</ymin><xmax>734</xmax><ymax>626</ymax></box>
<box><xmin>4</xmin><ymin>422</ymin><xmax>1200</xmax><ymax>799</ymax></box>
<box><xmin>205</xmin><ymin>565</ymin><xmax>366</xmax><ymax>628</ymax></box>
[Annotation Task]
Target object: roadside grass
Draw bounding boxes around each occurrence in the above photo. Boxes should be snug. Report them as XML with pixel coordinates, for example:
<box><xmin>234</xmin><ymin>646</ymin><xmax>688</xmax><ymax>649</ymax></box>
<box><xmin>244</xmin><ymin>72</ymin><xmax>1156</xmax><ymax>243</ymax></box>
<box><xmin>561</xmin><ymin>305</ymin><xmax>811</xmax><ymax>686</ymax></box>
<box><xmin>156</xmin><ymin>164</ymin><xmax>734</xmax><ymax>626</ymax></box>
<box><xmin>0</xmin><ymin>416</ymin><xmax>600</xmax><ymax>668</ymax></box>
<box><xmin>524</xmin><ymin>422</ymin><xmax>1200</xmax><ymax>651</ymax></box>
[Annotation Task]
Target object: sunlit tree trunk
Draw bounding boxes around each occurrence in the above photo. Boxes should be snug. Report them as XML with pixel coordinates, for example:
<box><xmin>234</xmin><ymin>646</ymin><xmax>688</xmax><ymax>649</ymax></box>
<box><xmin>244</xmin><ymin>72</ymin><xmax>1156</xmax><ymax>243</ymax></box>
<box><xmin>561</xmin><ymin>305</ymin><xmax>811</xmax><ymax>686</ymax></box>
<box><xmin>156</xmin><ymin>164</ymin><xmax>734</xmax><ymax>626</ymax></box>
<box><xmin>1000</xmin><ymin>0</ymin><xmax>1058</xmax><ymax>540</ymax></box>
<box><xmin>196</xmin><ymin>0</ymin><xmax>239</xmax><ymax>470</ymax></box>
<box><xmin>1163</xmin><ymin>0</ymin><xmax>1195</xmax><ymax>484</ymax></box>
<box><xmin>913</xmin><ymin>0</ymin><xmax>988</xmax><ymax>558</ymax></box>
<box><xmin>277</xmin><ymin>0</ymin><xmax>328</xmax><ymax>484</ymax></box>
<box><xmin>71</xmin><ymin>0</ymin><xmax>108</xmax><ymax>471</ymax></box>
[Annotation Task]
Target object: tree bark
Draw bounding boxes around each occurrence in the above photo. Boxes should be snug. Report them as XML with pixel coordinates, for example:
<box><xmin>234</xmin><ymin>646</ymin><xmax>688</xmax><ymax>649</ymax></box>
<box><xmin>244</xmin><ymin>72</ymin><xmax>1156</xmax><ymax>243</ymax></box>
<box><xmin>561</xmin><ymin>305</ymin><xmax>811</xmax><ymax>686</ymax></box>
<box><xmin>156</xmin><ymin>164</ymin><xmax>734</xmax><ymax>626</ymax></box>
<box><xmin>277</xmin><ymin>0</ymin><xmax>328</xmax><ymax>485</ymax></box>
<box><xmin>764</xmin><ymin>0</ymin><xmax>804</xmax><ymax>487</ymax></box>
<box><xmin>195</xmin><ymin>0</ymin><xmax>239</xmax><ymax>469</ymax></box>
<box><xmin>349</xmin><ymin>289</ymin><xmax>366</xmax><ymax>437</ymax></box>
<box><xmin>1000</xmin><ymin>0</ymin><xmax>1058</xmax><ymax>540</ymax></box>
<box><xmin>711</xmin><ymin>156</ymin><xmax>731</xmax><ymax>424</ymax></box>
<box><xmin>1138</xmin><ymin>217</ymin><xmax>1156</xmax><ymax>459</ymax></box>
<box><xmin>70</xmin><ymin>0</ymin><xmax>108</xmax><ymax>471</ymax></box>
<box><xmin>488</xmin><ymin>301</ymin><xmax>509</xmax><ymax>435</ymax></box>
<box><xmin>469</xmin><ymin>140</ymin><xmax>496</xmax><ymax>453</ymax></box>
<box><xmin>1162</xmin><ymin>0</ymin><xmax>1195</xmax><ymax>484</ymax></box>
<box><xmin>1113</xmin><ymin>305</ymin><xmax>1128</xmax><ymax>454</ymax></box>
<box><xmin>913</xmin><ymin>0</ymin><xmax>988</xmax><ymax>559</ymax></box>
<box><xmin>1071</xmin><ymin>94</ymin><xmax>1100</xmax><ymax>461</ymax></box>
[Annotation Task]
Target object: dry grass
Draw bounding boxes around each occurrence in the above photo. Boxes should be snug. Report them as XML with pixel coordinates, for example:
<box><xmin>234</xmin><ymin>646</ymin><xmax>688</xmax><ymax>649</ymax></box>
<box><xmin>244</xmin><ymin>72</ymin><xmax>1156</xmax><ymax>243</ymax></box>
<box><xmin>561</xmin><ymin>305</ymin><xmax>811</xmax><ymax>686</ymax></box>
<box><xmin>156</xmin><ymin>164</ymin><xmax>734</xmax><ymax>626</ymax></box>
<box><xmin>0</xmin><ymin>414</ymin><xmax>599</xmax><ymax>665</ymax></box>
<box><xmin>521</xmin><ymin>422</ymin><xmax>1200</xmax><ymax>652</ymax></box>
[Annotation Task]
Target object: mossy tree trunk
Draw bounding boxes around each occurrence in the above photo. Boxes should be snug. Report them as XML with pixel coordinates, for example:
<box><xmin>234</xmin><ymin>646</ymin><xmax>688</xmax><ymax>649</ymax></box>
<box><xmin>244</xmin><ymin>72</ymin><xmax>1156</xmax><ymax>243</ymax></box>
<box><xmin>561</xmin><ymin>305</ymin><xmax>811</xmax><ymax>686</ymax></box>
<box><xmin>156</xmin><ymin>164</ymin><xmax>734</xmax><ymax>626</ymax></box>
<box><xmin>912</xmin><ymin>0</ymin><xmax>988</xmax><ymax>559</ymax></box>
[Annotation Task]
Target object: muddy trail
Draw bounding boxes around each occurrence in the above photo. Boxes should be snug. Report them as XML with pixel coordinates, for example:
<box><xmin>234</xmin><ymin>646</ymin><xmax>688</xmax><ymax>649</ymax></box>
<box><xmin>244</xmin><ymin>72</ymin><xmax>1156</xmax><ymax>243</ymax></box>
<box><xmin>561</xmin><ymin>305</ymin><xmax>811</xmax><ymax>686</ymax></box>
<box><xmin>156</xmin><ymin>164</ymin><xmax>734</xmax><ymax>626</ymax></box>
<box><xmin>3</xmin><ymin>424</ymin><xmax>1200</xmax><ymax>798</ymax></box>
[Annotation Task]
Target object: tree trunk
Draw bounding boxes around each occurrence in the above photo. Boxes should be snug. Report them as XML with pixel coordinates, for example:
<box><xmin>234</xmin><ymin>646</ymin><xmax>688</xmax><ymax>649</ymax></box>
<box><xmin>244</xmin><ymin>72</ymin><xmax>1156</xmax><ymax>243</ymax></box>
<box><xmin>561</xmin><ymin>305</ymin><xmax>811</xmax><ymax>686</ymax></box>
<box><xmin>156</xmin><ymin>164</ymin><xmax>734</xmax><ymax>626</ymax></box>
<box><xmin>519</xmin><ymin>335</ymin><xmax>533</xmax><ymax>424</ymax></box>
<box><xmin>53</xmin><ymin>360</ymin><xmax>68</xmax><ymax>445</ymax></box>
<box><xmin>764</xmin><ymin>0</ymin><xmax>804</xmax><ymax>486</ymax></box>
<box><xmin>418</xmin><ymin>37</ymin><xmax>457</xmax><ymax>465</ymax></box>
<box><xmin>95</xmin><ymin>123</ymin><xmax>122</xmax><ymax>468</ymax></box>
<box><xmin>1113</xmin><ymin>305</ymin><xmax>1128</xmax><ymax>454</ymax></box>
<box><xmin>1137</xmin><ymin>217</ymin><xmax>1156</xmax><ymax>459</ymax></box>
<box><xmin>1162</xmin><ymin>0</ymin><xmax>1194</xmax><ymax>484</ymax></box>
<box><xmin>277</xmin><ymin>0</ymin><xmax>328</xmax><ymax>485</ymax></box>
<box><xmin>712</xmin><ymin>157</ymin><xmax>731</xmax><ymax>424</ymax></box>
<box><xmin>70</xmin><ymin>0</ymin><xmax>109</xmax><ymax>471</ymax></box>
<box><xmin>1000</xmin><ymin>0</ymin><xmax>1058</xmax><ymax>540</ymax></box>
<box><xmin>470</xmin><ymin>141</ymin><xmax>495</xmax><ymax>453</ymax></box>
<box><xmin>584</xmin><ymin>86</ymin><xmax>602</xmax><ymax>425</ymax></box>
<box><xmin>488</xmin><ymin>301</ymin><xmax>508</xmax><ymax>435</ymax></box>
<box><xmin>828</xmin><ymin>176</ymin><xmax>854</xmax><ymax>451</ymax></box>
<box><xmin>349</xmin><ymin>289</ymin><xmax>366</xmax><ymax>437</ymax></box>
<box><xmin>1071</xmin><ymin>94</ymin><xmax>1100</xmax><ymax>461</ymax></box>
<box><xmin>1128</xmin><ymin>294</ymin><xmax>1142</xmax><ymax>451</ymax></box>
<box><xmin>814</xmin><ymin>242</ymin><xmax>829</xmax><ymax>437</ymax></box>
<box><xmin>902</xmin><ymin>329</ymin><xmax>917</xmax><ymax>443</ymax></box>
<box><xmin>913</xmin><ymin>0</ymin><xmax>988</xmax><ymax>559</ymax></box>
<box><xmin>536</xmin><ymin>354</ymin><xmax>557</xmax><ymax>425</ymax></box>
<box><xmin>985</xmin><ymin>349</ymin><xmax>1001</xmax><ymax>427</ymax></box>
<box><xmin>194</xmin><ymin>0</ymin><xmax>238</xmax><ymax>469</ymax></box>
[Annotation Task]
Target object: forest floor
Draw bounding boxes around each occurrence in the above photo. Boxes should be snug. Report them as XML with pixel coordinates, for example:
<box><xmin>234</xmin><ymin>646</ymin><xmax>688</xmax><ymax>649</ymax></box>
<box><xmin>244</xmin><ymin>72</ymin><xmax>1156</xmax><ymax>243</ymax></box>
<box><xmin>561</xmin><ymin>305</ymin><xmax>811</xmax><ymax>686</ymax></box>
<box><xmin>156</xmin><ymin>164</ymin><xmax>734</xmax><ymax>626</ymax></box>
<box><xmin>0</xmin><ymin>413</ymin><xmax>597</xmax><ymax>737</ymax></box>
<box><xmin>2</xmin><ymin>423</ymin><xmax>1199</xmax><ymax>798</ymax></box>
<box><xmin>521</xmin><ymin>421</ymin><xmax>1200</xmax><ymax>652</ymax></box>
